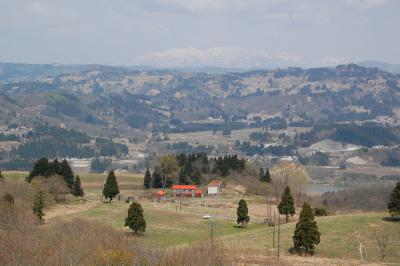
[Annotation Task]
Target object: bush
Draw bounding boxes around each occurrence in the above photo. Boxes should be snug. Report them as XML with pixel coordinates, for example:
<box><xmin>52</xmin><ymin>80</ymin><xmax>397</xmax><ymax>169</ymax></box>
<box><xmin>314</xmin><ymin>207</ymin><xmax>327</xmax><ymax>216</ymax></box>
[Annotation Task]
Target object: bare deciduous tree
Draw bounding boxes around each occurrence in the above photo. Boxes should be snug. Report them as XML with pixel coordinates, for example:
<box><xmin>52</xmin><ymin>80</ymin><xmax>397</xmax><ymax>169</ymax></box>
<box><xmin>374</xmin><ymin>230</ymin><xmax>389</xmax><ymax>262</ymax></box>
<box><xmin>355</xmin><ymin>230</ymin><xmax>367</xmax><ymax>262</ymax></box>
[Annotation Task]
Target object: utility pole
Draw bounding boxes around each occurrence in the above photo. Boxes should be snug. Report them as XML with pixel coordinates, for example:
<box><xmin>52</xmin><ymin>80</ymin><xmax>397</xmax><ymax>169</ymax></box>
<box><xmin>101</xmin><ymin>179</ymin><xmax>104</xmax><ymax>203</ymax></box>
<box><xmin>273</xmin><ymin>211</ymin><xmax>276</xmax><ymax>249</ymax></box>
<box><xmin>277</xmin><ymin>214</ymin><xmax>281</xmax><ymax>260</ymax></box>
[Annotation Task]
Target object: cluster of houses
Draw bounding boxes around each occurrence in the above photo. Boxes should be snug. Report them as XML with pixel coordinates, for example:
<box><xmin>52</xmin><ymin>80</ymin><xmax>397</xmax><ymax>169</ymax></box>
<box><xmin>154</xmin><ymin>179</ymin><xmax>222</xmax><ymax>201</ymax></box>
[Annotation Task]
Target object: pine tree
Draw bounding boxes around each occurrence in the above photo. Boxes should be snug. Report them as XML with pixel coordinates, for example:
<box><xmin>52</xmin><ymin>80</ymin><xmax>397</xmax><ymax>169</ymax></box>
<box><xmin>103</xmin><ymin>170</ymin><xmax>119</xmax><ymax>202</ymax></box>
<box><xmin>152</xmin><ymin>167</ymin><xmax>163</xmax><ymax>188</ymax></box>
<box><xmin>191</xmin><ymin>170</ymin><xmax>202</xmax><ymax>185</ymax></box>
<box><xmin>60</xmin><ymin>159</ymin><xmax>75</xmax><ymax>190</ymax></box>
<box><xmin>178</xmin><ymin>167</ymin><xmax>189</xmax><ymax>184</ymax></box>
<box><xmin>293</xmin><ymin>202</ymin><xmax>321</xmax><ymax>254</ymax></box>
<box><xmin>278</xmin><ymin>186</ymin><xmax>295</xmax><ymax>223</ymax></box>
<box><xmin>236</xmin><ymin>199</ymin><xmax>250</xmax><ymax>227</ymax></box>
<box><xmin>125</xmin><ymin>201</ymin><xmax>146</xmax><ymax>234</ymax></box>
<box><xmin>73</xmin><ymin>175</ymin><xmax>84</xmax><ymax>197</ymax></box>
<box><xmin>388</xmin><ymin>181</ymin><xmax>400</xmax><ymax>220</ymax></box>
<box><xmin>27</xmin><ymin>158</ymin><xmax>50</xmax><ymax>182</ymax></box>
<box><xmin>143</xmin><ymin>168</ymin><xmax>152</xmax><ymax>189</ymax></box>
<box><xmin>259</xmin><ymin>168</ymin><xmax>265</xmax><ymax>181</ymax></box>
<box><xmin>264</xmin><ymin>168</ymin><xmax>271</xmax><ymax>182</ymax></box>
<box><xmin>33</xmin><ymin>191</ymin><xmax>45</xmax><ymax>223</ymax></box>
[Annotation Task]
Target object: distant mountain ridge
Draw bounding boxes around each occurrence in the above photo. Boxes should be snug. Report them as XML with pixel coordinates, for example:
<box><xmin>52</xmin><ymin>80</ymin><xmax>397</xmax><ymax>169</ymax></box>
<box><xmin>0</xmin><ymin>62</ymin><xmax>399</xmax><ymax>139</ymax></box>
<box><xmin>358</xmin><ymin>60</ymin><xmax>400</xmax><ymax>74</ymax></box>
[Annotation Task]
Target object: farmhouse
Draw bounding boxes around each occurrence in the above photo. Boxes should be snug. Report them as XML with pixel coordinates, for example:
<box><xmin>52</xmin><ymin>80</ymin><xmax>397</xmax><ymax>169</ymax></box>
<box><xmin>172</xmin><ymin>185</ymin><xmax>203</xmax><ymax>198</ymax></box>
<box><xmin>207</xmin><ymin>179</ymin><xmax>222</xmax><ymax>195</ymax></box>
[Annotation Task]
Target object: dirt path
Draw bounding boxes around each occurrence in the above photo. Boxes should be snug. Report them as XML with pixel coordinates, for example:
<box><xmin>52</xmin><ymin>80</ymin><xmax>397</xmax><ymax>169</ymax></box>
<box><xmin>45</xmin><ymin>201</ymin><xmax>99</xmax><ymax>222</ymax></box>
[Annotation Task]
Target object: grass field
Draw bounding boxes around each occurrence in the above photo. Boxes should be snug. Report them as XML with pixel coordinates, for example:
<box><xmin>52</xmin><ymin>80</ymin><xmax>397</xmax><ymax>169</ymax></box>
<box><xmin>3</xmin><ymin>171</ymin><xmax>400</xmax><ymax>264</ymax></box>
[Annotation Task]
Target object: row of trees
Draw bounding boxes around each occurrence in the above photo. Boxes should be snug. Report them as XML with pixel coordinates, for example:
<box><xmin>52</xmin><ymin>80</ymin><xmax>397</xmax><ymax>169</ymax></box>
<box><xmin>27</xmin><ymin>158</ymin><xmax>84</xmax><ymax>197</ymax></box>
<box><xmin>236</xmin><ymin>197</ymin><xmax>320</xmax><ymax>254</ymax></box>
<box><xmin>143</xmin><ymin>153</ymin><xmax>246</xmax><ymax>189</ymax></box>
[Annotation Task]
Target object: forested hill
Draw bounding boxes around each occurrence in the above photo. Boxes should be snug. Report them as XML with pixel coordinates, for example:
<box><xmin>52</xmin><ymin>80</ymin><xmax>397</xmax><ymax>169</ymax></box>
<box><xmin>0</xmin><ymin>63</ymin><xmax>399</xmax><ymax>138</ymax></box>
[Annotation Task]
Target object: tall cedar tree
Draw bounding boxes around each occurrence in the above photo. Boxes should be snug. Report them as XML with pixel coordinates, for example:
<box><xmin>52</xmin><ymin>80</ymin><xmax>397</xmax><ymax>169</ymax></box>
<box><xmin>278</xmin><ymin>186</ymin><xmax>296</xmax><ymax>223</ymax></box>
<box><xmin>178</xmin><ymin>167</ymin><xmax>189</xmax><ymax>184</ymax></box>
<box><xmin>237</xmin><ymin>199</ymin><xmax>250</xmax><ymax>227</ymax></box>
<box><xmin>125</xmin><ymin>201</ymin><xmax>146</xmax><ymax>234</ymax></box>
<box><xmin>73</xmin><ymin>175</ymin><xmax>84</xmax><ymax>197</ymax></box>
<box><xmin>152</xmin><ymin>167</ymin><xmax>163</xmax><ymax>188</ymax></box>
<box><xmin>388</xmin><ymin>181</ymin><xmax>400</xmax><ymax>219</ymax></box>
<box><xmin>60</xmin><ymin>159</ymin><xmax>75</xmax><ymax>190</ymax></box>
<box><xmin>191</xmin><ymin>170</ymin><xmax>202</xmax><ymax>185</ymax></box>
<box><xmin>27</xmin><ymin>158</ymin><xmax>50</xmax><ymax>182</ymax></box>
<box><xmin>33</xmin><ymin>191</ymin><xmax>45</xmax><ymax>223</ymax></box>
<box><xmin>103</xmin><ymin>170</ymin><xmax>119</xmax><ymax>202</ymax></box>
<box><xmin>293</xmin><ymin>202</ymin><xmax>321</xmax><ymax>253</ymax></box>
<box><xmin>259</xmin><ymin>168</ymin><xmax>265</xmax><ymax>181</ymax></box>
<box><xmin>264</xmin><ymin>168</ymin><xmax>271</xmax><ymax>182</ymax></box>
<box><xmin>143</xmin><ymin>168</ymin><xmax>152</xmax><ymax>189</ymax></box>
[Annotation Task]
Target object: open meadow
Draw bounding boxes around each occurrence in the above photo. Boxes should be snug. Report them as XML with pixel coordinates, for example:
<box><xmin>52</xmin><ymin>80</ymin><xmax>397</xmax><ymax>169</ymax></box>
<box><xmin>2</xmin><ymin>171</ymin><xmax>400</xmax><ymax>264</ymax></box>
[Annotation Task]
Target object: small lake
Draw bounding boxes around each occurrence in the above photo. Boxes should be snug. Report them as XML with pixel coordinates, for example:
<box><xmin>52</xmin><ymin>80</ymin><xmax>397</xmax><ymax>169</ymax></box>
<box><xmin>306</xmin><ymin>184</ymin><xmax>345</xmax><ymax>194</ymax></box>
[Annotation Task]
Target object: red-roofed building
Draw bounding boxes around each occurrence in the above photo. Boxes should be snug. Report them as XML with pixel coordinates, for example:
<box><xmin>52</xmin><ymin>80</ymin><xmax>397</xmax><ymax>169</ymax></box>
<box><xmin>154</xmin><ymin>190</ymin><xmax>166</xmax><ymax>202</ymax></box>
<box><xmin>172</xmin><ymin>185</ymin><xmax>203</xmax><ymax>198</ymax></box>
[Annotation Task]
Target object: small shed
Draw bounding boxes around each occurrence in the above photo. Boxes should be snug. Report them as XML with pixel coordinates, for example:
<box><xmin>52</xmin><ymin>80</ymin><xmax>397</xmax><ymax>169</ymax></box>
<box><xmin>154</xmin><ymin>190</ymin><xmax>167</xmax><ymax>202</ymax></box>
<box><xmin>207</xmin><ymin>179</ymin><xmax>222</xmax><ymax>195</ymax></box>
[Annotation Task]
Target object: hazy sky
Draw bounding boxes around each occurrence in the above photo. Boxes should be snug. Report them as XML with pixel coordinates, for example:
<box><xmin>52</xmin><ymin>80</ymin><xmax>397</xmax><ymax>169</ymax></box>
<box><xmin>0</xmin><ymin>0</ymin><xmax>399</xmax><ymax>68</ymax></box>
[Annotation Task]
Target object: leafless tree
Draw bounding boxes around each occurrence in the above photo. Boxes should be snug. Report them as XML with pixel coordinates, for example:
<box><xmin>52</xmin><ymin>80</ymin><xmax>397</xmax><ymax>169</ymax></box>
<box><xmin>355</xmin><ymin>230</ymin><xmax>367</xmax><ymax>262</ymax></box>
<box><xmin>374</xmin><ymin>230</ymin><xmax>389</xmax><ymax>262</ymax></box>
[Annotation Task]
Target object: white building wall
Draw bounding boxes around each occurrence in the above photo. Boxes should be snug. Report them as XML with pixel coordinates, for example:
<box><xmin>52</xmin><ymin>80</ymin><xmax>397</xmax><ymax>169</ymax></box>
<box><xmin>207</xmin><ymin>186</ymin><xmax>218</xmax><ymax>195</ymax></box>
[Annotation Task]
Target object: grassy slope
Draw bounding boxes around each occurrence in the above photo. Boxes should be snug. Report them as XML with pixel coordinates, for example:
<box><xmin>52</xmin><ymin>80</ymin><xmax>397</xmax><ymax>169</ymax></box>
<box><xmin>4</xmin><ymin>171</ymin><xmax>400</xmax><ymax>263</ymax></box>
<box><xmin>221</xmin><ymin>213</ymin><xmax>400</xmax><ymax>263</ymax></box>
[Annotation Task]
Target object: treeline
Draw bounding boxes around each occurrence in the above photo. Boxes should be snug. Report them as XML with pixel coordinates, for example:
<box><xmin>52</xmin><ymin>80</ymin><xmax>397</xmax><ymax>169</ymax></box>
<box><xmin>2</xmin><ymin>125</ymin><xmax>128</xmax><ymax>164</ymax></box>
<box><xmin>26</xmin><ymin>158</ymin><xmax>83</xmax><ymax>196</ymax></box>
<box><xmin>299</xmin><ymin>151</ymin><xmax>330</xmax><ymax>166</ymax></box>
<box><xmin>144</xmin><ymin>153</ymin><xmax>246</xmax><ymax>188</ymax></box>
<box><xmin>297</xmin><ymin>122</ymin><xmax>399</xmax><ymax>147</ymax></box>
<box><xmin>238</xmin><ymin>141</ymin><xmax>297</xmax><ymax>157</ymax></box>
<box><xmin>249</xmin><ymin>132</ymin><xmax>268</xmax><ymax>142</ymax></box>
<box><xmin>0</xmin><ymin>133</ymin><xmax>20</xmax><ymax>142</ymax></box>
<box><xmin>166</xmin><ymin>142</ymin><xmax>213</xmax><ymax>154</ymax></box>
<box><xmin>249</xmin><ymin>116</ymin><xmax>287</xmax><ymax>130</ymax></box>
<box><xmin>315</xmin><ymin>184</ymin><xmax>394</xmax><ymax>212</ymax></box>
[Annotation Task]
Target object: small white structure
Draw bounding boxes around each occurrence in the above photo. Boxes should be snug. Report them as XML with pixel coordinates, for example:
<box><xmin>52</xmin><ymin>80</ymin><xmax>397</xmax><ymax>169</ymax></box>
<box><xmin>207</xmin><ymin>179</ymin><xmax>222</xmax><ymax>195</ymax></box>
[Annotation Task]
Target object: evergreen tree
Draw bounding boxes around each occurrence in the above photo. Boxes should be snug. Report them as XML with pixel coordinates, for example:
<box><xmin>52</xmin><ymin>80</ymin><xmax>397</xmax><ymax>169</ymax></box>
<box><xmin>236</xmin><ymin>199</ymin><xmax>250</xmax><ymax>227</ymax></box>
<box><xmin>191</xmin><ymin>170</ymin><xmax>202</xmax><ymax>185</ymax></box>
<box><xmin>293</xmin><ymin>202</ymin><xmax>321</xmax><ymax>254</ymax></box>
<box><xmin>388</xmin><ymin>182</ymin><xmax>400</xmax><ymax>220</ymax></box>
<box><xmin>60</xmin><ymin>159</ymin><xmax>74</xmax><ymax>190</ymax></box>
<box><xmin>73</xmin><ymin>175</ymin><xmax>84</xmax><ymax>197</ymax></box>
<box><xmin>125</xmin><ymin>201</ymin><xmax>146</xmax><ymax>234</ymax></box>
<box><xmin>152</xmin><ymin>167</ymin><xmax>163</xmax><ymax>188</ymax></box>
<box><xmin>264</xmin><ymin>168</ymin><xmax>271</xmax><ymax>182</ymax></box>
<box><xmin>0</xmin><ymin>170</ymin><xmax>4</xmax><ymax>181</ymax></box>
<box><xmin>143</xmin><ymin>168</ymin><xmax>152</xmax><ymax>189</ymax></box>
<box><xmin>178</xmin><ymin>167</ymin><xmax>189</xmax><ymax>185</ymax></box>
<box><xmin>27</xmin><ymin>158</ymin><xmax>50</xmax><ymax>182</ymax></box>
<box><xmin>103</xmin><ymin>170</ymin><xmax>119</xmax><ymax>202</ymax></box>
<box><xmin>259</xmin><ymin>168</ymin><xmax>265</xmax><ymax>181</ymax></box>
<box><xmin>33</xmin><ymin>191</ymin><xmax>45</xmax><ymax>223</ymax></box>
<box><xmin>278</xmin><ymin>186</ymin><xmax>296</xmax><ymax>223</ymax></box>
